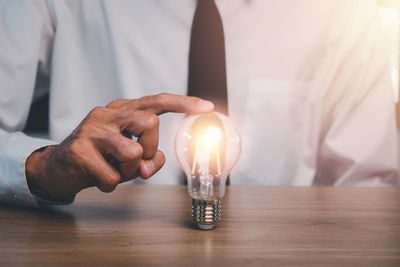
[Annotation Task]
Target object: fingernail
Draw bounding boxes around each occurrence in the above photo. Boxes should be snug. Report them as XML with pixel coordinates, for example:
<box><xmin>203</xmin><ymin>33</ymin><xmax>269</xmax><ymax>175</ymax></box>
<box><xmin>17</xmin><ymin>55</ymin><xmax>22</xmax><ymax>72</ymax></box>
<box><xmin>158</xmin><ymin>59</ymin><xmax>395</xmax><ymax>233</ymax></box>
<box><xmin>145</xmin><ymin>160</ymin><xmax>155</xmax><ymax>174</ymax></box>
<box><xmin>198</xmin><ymin>99</ymin><xmax>214</xmax><ymax>110</ymax></box>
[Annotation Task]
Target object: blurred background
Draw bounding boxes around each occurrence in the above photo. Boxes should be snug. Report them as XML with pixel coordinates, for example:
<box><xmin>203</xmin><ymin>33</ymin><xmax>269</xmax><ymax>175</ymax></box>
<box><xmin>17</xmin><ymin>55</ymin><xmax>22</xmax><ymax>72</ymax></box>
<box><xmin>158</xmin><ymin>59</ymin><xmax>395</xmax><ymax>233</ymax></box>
<box><xmin>23</xmin><ymin>0</ymin><xmax>400</xmax><ymax>138</ymax></box>
<box><xmin>377</xmin><ymin>0</ymin><xmax>400</xmax><ymax>128</ymax></box>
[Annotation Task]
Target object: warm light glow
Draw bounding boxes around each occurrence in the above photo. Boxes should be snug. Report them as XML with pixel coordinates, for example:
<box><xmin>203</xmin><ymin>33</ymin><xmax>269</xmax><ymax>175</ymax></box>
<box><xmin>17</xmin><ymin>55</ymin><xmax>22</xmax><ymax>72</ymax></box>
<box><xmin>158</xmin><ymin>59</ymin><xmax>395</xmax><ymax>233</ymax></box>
<box><xmin>203</xmin><ymin>126</ymin><xmax>223</xmax><ymax>142</ymax></box>
<box><xmin>192</xmin><ymin>136</ymin><xmax>201</xmax><ymax>174</ymax></box>
<box><xmin>377</xmin><ymin>0</ymin><xmax>400</xmax><ymax>8</ymax></box>
<box><xmin>378</xmin><ymin>6</ymin><xmax>399</xmax><ymax>101</ymax></box>
<box><xmin>191</xmin><ymin>126</ymin><xmax>223</xmax><ymax>176</ymax></box>
<box><xmin>175</xmin><ymin>112</ymin><xmax>241</xmax><ymax>202</ymax></box>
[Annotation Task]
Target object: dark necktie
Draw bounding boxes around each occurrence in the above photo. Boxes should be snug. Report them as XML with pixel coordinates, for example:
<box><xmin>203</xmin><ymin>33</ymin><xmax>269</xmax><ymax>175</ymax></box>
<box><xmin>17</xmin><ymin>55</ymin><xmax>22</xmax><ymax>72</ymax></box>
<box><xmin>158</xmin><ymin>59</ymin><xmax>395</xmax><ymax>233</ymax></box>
<box><xmin>188</xmin><ymin>0</ymin><xmax>228</xmax><ymax>115</ymax></box>
<box><xmin>186</xmin><ymin>0</ymin><xmax>230</xmax><ymax>185</ymax></box>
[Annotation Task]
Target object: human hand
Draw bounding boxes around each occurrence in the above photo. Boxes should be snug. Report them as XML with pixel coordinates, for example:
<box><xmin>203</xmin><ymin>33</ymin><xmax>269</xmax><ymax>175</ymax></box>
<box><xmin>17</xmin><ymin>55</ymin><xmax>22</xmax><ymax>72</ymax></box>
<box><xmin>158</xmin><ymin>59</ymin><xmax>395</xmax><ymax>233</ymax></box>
<box><xmin>25</xmin><ymin>93</ymin><xmax>214</xmax><ymax>199</ymax></box>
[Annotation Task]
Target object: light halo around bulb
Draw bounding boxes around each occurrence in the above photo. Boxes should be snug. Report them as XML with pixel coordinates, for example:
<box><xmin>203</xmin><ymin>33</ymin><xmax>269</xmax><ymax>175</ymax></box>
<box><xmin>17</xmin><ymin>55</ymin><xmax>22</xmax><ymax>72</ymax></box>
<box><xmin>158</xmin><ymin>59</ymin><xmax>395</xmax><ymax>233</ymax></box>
<box><xmin>175</xmin><ymin>111</ymin><xmax>241</xmax><ymax>200</ymax></box>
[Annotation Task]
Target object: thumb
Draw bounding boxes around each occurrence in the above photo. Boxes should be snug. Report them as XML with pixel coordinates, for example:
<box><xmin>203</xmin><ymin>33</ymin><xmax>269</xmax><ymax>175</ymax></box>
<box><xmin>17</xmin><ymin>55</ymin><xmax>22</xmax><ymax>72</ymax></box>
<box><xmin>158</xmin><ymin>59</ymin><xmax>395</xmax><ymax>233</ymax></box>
<box><xmin>139</xmin><ymin>150</ymin><xmax>166</xmax><ymax>179</ymax></box>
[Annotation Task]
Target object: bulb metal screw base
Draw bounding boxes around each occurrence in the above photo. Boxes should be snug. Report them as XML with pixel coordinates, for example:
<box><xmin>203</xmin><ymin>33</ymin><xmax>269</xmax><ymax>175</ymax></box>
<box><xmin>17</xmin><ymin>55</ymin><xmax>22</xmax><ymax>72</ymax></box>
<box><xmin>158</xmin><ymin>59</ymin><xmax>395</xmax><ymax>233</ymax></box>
<box><xmin>192</xmin><ymin>198</ymin><xmax>221</xmax><ymax>230</ymax></box>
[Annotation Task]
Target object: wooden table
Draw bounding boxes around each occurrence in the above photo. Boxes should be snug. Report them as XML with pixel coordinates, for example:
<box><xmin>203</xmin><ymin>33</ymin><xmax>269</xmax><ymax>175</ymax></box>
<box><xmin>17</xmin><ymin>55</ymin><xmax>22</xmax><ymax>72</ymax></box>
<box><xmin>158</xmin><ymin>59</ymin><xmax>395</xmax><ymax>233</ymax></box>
<box><xmin>1</xmin><ymin>185</ymin><xmax>400</xmax><ymax>266</ymax></box>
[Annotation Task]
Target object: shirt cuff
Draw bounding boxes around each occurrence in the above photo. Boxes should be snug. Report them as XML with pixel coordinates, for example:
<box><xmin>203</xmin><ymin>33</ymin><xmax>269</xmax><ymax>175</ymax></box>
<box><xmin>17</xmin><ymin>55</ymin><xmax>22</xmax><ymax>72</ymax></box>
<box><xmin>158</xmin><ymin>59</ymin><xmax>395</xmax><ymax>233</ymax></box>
<box><xmin>0</xmin><ymin>132</ymin><xmax>58</xmax><ymax>207</ymax></box>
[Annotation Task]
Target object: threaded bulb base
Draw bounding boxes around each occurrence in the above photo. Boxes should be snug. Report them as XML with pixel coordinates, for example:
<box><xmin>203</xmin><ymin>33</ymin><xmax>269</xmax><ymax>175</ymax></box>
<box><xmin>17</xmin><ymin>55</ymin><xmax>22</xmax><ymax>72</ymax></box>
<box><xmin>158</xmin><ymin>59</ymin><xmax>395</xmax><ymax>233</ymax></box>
<box><xmin>192</xmin><ymin>198</ymin><xmax>221</xmax><ymax>230</ymax></box>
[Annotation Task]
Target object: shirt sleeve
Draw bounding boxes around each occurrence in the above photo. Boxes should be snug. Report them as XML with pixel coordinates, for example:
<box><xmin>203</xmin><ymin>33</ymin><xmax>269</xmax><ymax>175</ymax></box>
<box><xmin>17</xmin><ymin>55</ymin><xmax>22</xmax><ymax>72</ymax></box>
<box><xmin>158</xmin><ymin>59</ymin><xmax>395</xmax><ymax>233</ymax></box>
<box><xmin>0</xmin><ymin>0</ymin><xmax>61</xmax><ymax>206</ymax></box>
<box><xmin>0</xmin><ymin>130</ymin><xmax>57</xmax><ymax>207</ymax></box>
<box><xmin>314</xmin><ymin>0</ymin><xmax>400</xmax><ymax>186</ymax></box>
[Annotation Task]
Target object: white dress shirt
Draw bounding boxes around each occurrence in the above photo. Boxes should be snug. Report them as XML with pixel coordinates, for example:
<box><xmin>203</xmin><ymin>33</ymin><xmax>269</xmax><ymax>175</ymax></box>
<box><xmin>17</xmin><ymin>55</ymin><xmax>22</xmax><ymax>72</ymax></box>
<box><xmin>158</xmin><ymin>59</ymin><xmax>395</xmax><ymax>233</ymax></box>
<box><xmin>0</xmin><ymin>0</ymin><xmax>399</xmax><ymax>207</ymax></box>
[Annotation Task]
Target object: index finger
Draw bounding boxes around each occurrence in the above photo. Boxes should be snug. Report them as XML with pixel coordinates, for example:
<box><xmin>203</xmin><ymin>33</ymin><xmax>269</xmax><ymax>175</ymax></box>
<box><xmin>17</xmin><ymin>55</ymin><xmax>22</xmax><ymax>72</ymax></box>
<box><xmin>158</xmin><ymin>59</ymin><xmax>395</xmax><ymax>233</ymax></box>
<box><xmin>119</xmin><ymin>93</ymin><xmax>214</xmax><ymax>115</ymax></box>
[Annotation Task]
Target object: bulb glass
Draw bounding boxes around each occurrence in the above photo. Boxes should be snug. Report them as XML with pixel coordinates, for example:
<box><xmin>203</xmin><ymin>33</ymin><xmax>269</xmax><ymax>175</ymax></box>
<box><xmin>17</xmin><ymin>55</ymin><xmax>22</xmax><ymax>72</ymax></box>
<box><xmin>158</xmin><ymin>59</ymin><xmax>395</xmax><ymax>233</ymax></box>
<box><xmin>175</xmin><ymin>112</ymin><xmax>241</xmax><ymax>200</ymax></box>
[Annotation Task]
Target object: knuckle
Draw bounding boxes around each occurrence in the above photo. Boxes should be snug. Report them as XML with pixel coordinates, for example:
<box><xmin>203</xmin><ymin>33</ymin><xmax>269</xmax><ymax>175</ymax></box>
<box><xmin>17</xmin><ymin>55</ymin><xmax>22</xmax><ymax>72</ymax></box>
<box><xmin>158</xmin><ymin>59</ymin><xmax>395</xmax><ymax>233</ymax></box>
<box><xmin>88</xmin><ymin>106</ymin><xmax>107</xmax><ymax>120</ymax></box>
<box><xmin>98</xmin><ymin>184</ymin><xmax>117</xmax><ymax>193</ymax></box>
<box><xmin>147</xmin><ymin>113</ymin><xmax>159</xmax><ymax>127</ymax></box>
<box><xmin>79</xmin><ymin>122</ymin><xmax>109</xmax><ymax>139</ymax></box>
<box><xmin>121</xmin><ymin>109</ymin><xmax>138</xmax><ymax>118</ymax></box>
<box><xmin>122</xmin><ymin>141</ymin><xmax>143</xmax><ymax>160</ymax></box>
<box><xmin>156</xmin><ymin>93</ymin><xmax>169</xmax><ymax>98</ymax></box>
<box><xmin>97</xmin><ymin>129</ymin><xmax>120</xmax><ymax>145</ymax></box>
<box><xmin>123</xmin><ymin>143</ymin><xmax>141</xmax><ymax>161</ymax></box>
<box><xmin>155</xmin><ymin>93</ymin><xmax>170</xmax><ymax>103</ymax></box>
<box><xmin>68</xmin><ymin>139</ymin><xmax>84</xmax><ymax>156</ymax></box>
<box><xmin>116</xmin><ymin>109</ymin><xmax>135</xmax><ymax>120</ymax></box>
<box><xmin>137</xmin><ymin>95</ymin><xmax>152</xmax><ymax>104</ymax></box>
<box><xmin>80</xmin><ymin>121</ymin><xmax>98</xmax><ymax>134</ymax></box>
<box><xmin>91</xmin><ymin>106</ymin><xmax>105</xmax><ymax>115</ymax></box>
<box><xmin>134</xmin><ymin>143</ymin><xmax>144</xmax><ymax>158</ymax></box>
<box><xmin>125</xmin><ymin>142</ymin><xmax>144</xmax><ymax>160</ymax></box>
<box><xmin>107</xmin><ymin>98</ymin><xmax>124</xmax><ymax>108</ymax></box>
<box><xmin>103</xmin><ymin>175</ymin><xmax>120</xmax><ymax>188</ymax></box>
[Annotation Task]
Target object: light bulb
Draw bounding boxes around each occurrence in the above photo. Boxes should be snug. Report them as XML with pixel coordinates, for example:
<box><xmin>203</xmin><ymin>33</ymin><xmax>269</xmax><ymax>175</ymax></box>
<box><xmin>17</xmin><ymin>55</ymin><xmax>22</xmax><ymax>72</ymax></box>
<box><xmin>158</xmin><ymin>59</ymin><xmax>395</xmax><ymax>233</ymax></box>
<box><xmin>175</xmin><ymin>112</ymin><xmax>241</xmax><ymax>230</ymax></box>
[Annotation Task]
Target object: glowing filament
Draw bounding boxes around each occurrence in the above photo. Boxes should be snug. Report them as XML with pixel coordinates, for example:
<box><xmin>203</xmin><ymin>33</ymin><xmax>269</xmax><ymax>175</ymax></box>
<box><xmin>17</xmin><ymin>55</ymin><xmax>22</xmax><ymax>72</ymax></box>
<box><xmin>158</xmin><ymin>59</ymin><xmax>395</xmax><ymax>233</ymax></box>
<box><xmin>192</xmin><ymin>136</ymin><xmax>201</xmax><ymax>174</ymax></box>
<box><xmin>191</xmin><ymin>126</ymin><xmax>222</xmax><ymax>176</ymax></box>
<box><xmin>216</xmin><ymin>141</ymin><xmax>221</xmax><ymax>175</ymax></box>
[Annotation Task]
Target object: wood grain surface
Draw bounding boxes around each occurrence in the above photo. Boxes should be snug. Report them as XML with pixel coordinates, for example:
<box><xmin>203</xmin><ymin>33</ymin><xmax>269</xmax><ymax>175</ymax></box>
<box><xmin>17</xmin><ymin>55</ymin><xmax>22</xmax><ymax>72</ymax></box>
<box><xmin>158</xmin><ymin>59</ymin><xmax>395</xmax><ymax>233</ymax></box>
<box><xmin>1</xmin><ymin>185</ymin><xmax>400</xmax><ymax>266</ymax></box>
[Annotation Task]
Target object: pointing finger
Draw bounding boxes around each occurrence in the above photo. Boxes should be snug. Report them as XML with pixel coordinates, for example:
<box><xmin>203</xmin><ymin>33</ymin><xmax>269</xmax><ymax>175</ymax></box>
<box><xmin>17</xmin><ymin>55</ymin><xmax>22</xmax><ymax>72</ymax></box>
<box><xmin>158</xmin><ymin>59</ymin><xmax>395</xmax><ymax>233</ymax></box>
<box><xmin>120</xmin><ymin>93</ymin><xmax>214</xmax><ymax>115</ymax></box>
